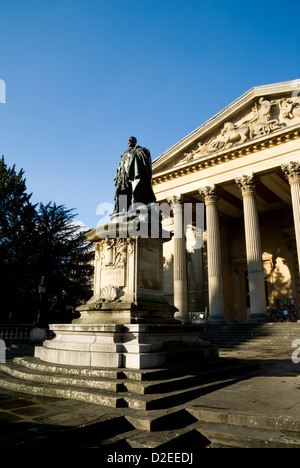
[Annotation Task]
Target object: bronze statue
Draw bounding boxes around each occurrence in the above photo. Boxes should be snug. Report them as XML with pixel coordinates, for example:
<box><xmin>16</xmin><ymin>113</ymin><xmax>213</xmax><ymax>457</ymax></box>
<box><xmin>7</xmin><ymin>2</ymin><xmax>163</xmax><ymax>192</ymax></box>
<box><xmin>113</xmin><ymin>137</ymin><xmax>156</xmax><ymax>213</ymax></box>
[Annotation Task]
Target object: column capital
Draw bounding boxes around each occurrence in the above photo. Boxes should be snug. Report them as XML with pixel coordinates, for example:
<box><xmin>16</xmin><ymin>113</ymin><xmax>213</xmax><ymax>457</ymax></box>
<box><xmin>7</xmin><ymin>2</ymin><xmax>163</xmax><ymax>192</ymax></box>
<box><xmin>198</xmin><ymin>185</ymin><xmax>220</xmax><ymax>205</ymax></box>
<box><xmin>281</xmin><ymin>162</ymin><xmax>300</xmax><ymax>184</ymax></box>
<box><xmin>235</xmin><ymin>174</ymin><xmax>260</xmax><ymax>195</ymax></box>
<box><xmin>167</xmin><ymin>194</ymin><xmax>186</xmax><ymax>207</ymax></box>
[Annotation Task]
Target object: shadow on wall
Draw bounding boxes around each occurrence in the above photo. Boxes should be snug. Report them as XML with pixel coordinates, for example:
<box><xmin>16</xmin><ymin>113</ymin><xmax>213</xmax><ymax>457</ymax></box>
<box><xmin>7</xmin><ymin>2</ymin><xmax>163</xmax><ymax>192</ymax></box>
<box><xmin>266</xmin><ymin>254</ymin><xmax>294</xmax><ymax>307</ymax></box>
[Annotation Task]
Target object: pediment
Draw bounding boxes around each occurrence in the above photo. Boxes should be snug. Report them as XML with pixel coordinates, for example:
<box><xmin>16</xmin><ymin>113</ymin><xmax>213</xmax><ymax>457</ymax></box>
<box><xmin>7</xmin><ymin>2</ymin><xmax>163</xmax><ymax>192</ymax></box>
<box><xmin>152</xmin><ymin>80</ymin><xmax>300</xmax><ymax>174</ymax></box>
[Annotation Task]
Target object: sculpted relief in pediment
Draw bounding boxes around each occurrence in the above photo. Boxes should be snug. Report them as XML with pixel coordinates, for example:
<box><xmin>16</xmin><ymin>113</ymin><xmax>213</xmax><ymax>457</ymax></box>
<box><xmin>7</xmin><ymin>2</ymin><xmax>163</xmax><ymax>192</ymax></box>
<box><xmin>176</xmin><ymin>95</ymin><xmax>300</xmax><ymax>166</ymax></box>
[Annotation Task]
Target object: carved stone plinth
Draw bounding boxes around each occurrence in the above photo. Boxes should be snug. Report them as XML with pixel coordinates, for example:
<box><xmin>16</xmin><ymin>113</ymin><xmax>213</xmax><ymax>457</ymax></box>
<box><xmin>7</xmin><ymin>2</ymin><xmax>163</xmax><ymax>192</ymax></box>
<box><xmin>75</xmin><ymin>221</ymin><xmax>177</xmax><ymax>324</ymax></box>
<box><xmin>35</xmin><ymin>219</ymin><xmax>217</xmax><ymax>369</ymax></box>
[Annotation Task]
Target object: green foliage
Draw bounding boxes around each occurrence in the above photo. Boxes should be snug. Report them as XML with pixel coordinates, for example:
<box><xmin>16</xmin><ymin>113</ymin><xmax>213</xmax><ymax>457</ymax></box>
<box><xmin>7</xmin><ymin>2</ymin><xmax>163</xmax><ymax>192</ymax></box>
<box><xmin>0</xmin><ymin>156</ymin><xmax>93</xmax><ymax>324</ymax></box>
<box><xmin>0</xmin><ymin>156</ymin><xmax>37</xmax><ymax>321</ymax></box>
<box><xmin>34</xmin><ymin>202</ymin><xmax>93</xmax><ymax>323</ymax></box>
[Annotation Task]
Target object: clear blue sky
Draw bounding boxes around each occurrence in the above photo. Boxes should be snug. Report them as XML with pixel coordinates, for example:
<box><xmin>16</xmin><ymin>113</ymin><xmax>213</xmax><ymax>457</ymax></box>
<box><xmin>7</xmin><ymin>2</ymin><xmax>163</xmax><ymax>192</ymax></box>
<box><xmin>0</xmin><ymin>0</ymin><xmax>299</xmax><ymax>229</ymax></box>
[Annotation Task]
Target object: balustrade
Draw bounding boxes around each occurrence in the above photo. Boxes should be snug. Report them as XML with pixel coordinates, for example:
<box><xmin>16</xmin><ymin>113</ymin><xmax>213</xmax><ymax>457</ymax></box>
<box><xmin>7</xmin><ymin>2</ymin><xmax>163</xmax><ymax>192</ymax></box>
<box><xmin>0</xmin><ymin>325</ymin><xmax>52</xmax><ymax>342</ymax></box>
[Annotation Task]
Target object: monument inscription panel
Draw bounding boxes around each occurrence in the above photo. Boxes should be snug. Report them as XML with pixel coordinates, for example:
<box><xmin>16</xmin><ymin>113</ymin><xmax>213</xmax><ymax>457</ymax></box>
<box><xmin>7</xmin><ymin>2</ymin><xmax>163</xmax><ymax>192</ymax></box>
<box><xmin>101</xmin><ymin>267</ymin><xmax>125</xmax><ymax>288</ymax></box>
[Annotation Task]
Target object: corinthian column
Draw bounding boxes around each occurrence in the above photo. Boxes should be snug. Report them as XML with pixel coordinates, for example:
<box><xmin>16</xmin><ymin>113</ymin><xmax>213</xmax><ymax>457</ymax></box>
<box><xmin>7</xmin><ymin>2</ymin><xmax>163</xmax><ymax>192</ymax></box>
<box><xmin>167</xmin><ymin>195</ymin><xmax>189</xmax><ymax>323</ymax></box>
<box><xmin>198</xmin><ymin>185</ymin><xmax>225</xmax><ymax>322</ymax></box>
<box><xmin>281</xmin><ymin>162</ymin><xmax>300</xmax><ymax>271</ymax></box>
<box><xmin>236</xmin><ymin>174</ymin><xmax>267</xmax><ymax>322</ymax></box>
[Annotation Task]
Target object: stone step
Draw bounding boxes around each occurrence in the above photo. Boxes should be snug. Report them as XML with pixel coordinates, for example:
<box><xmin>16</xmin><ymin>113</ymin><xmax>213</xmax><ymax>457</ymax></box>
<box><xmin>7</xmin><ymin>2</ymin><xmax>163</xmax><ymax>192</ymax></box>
<box><xmin>15</xmin><ymin>355</ymin><xmax>225</xmax><ymax>381</ymax></box>
<box><xmin>126</xmin><ymin>421</ymin><xmax>210</xmax><ymax>449</ymax></box>
<box><xmin>188</xmin><ymin>406</ymin><xmax>300</xmax><ymax>433</ymax></box>
<box><xmin>201</xmin><ymin>322</ymin><xmax>300</xmax><ymax>353</ymax></box>
<box><xmin>185</xmin><ymin>406</ymin><xmax>300</xmax><ymax>448</ymax></box>
<box><xmin>125</xmin><ymin>377</ymin><xmax>241</xmax><ymax>411</ymax></box>
<box><xmin>14</xmin><ymin>356</ymin><xmax>125</xmax><ymax>379</ymax></box>
<box><xmin>5</xmin><ymin>356</ymin><xmax>259</xmax><ymax>396</ymax></box>
<box><xmin>0</xmin><ymin>357</ymin><xmax>261</xmax><ymax>412</ymax></box>
<box><xmin>125</xmin><ymin>407</ymin><xmax>198</xmax><ymax>431</ymax></box>
<box><xmin>193</xmin><ymin>421</ymin><xmax>300</xmax><ymax>448</ymax></box>
<box><xmin>1</xmin><ymin>359</ymin><xmax>225</xmax><ymax>397</ymax></box>
<box><xmin>0</xmin><ymin>371</ymin><xmax>127</xmax><ymax>408</ymax></box>
<box><xmin>0</xmin><ymin>367</ymin><xmax>239</xmax><ymax>412</ymax></box>
<box><xmin>125</xmin><ymin>360</ymin><xmax>260</xmax><ymax>395</ymax></box>
<box><xmin>203</xmin><ymin>323</ymin><xmax>300</xmax><ymax>334</ymax></box>
<box><xmin>0</xmin><ymin>361</ymin><xmax>127</xmax><ymax>392</ymax></box>
<box><xmin>208</xmin><ymin>340</ymin><xmax>297</xmax><ymax>348</ymax></box>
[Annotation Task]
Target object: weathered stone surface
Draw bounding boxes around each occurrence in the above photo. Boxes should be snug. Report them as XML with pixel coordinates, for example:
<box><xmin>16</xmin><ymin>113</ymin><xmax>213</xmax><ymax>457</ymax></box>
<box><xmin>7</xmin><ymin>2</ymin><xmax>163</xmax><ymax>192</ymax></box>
<box><xmin>34</xmin><ymin>323</ymin><xmax>217</xmax><ymax>369</ymax></box>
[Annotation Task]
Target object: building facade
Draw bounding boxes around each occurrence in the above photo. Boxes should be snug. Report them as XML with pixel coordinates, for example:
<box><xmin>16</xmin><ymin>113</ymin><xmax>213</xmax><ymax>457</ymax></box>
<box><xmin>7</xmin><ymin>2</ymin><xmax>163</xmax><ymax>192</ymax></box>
<box><xmin>152</xmin><ymin>80</ymin><xmax>300</xmax><ymax>323</ymax></box>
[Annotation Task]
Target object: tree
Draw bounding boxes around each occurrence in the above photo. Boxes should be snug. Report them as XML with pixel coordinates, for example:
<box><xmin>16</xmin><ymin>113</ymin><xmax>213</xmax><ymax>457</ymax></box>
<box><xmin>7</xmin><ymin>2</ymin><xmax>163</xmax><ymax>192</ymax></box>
<box><xmin>0</xmin><ymin>157</ymin><xmax>94</xmax><ymax>324</ymax></box>
<box><xmin>0</xmin><ymin>156</ymin><xmax>37</xmax><ymax>322</ymax></box>
<box><xmin>33</xmin><ymin>202</ymin><xmax>93</xmax><ymax>324</ymax></box>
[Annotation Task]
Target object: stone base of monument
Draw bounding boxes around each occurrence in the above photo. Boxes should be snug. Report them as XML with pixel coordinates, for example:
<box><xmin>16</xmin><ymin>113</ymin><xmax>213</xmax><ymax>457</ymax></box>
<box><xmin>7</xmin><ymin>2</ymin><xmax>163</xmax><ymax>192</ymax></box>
<box><xmin>34</xmin><ymin>220</ymin><xmax>217</xmax><ymax>369</ymax></box>
<box><xmin>34</xmin><ymin>322</ymin><xmax>218</xmax><ymax>369</ymax></box>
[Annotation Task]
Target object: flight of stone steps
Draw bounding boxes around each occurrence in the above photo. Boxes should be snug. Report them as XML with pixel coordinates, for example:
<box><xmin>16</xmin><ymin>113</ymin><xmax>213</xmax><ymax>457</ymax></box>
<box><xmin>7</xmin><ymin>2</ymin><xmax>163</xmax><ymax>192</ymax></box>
<box><xmin>1</xmin><ymin>322</ymin><xmax>300</xmax><ymax>448</ymax></box>
<box><xmin>0</xmin><ymin>354</ymin><xmax>265</xmax><ymax>448</ymax></box>
<box><xmin>1</xmin><ymin>353</ymin><xmax>300</xmax><ymax>448</ymax></box>
<box><xmin>200</xmin><ymin>322</ymin><xmax>300</xmax><ymax>356</ymax></box>
<box><xmin>0</xmin><ymin>356</ymin><xmax>255</xmax><ymax>411</ymax></box>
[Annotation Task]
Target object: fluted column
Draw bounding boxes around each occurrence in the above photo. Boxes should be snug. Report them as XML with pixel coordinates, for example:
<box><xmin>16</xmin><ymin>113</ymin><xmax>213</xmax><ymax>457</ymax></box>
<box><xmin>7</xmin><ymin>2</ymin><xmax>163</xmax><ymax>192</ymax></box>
<box><xmin>198</xmin><ymin>185</ymin><xmax>225</xmax><ymax>322</ymax></box>
<box><xmin>281</xmin><ymin>162</ymin><xmax>300</xmax><ymax>271</ymax></box>
<box><xmin>167</xmin><ymin>195</ymin><xmax>189</xmax><ymax>323</ymax></box>
<box><xmin>236</xmin><ymin>174</ymin><xmax>267</xmax><ymax>322</ymax></box>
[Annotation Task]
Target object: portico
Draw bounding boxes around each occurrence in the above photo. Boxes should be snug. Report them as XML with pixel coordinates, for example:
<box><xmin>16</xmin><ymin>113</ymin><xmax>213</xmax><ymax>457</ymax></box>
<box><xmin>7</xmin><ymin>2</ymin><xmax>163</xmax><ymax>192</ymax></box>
<box><xmin>152</xmin><ymin>80</ymin><xmax>300</xmax><ymax>323</ymax></box>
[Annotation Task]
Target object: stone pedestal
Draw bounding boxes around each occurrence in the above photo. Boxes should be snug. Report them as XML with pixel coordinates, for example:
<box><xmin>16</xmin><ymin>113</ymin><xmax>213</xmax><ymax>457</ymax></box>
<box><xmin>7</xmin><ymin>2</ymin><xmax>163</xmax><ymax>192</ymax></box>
<box><xmin>35</xmin><ymin>219</ymin><xmax>217</xmax><ymax>369</ymax></box>
<box><xmin>35</xmin><ymin>323</ymin><xmax>217</xmax><ymax>369</ymax></box>
<box><xmin>75</xmin><ymin>220</ymin><xmax>176</xmax><ymax>324</ymax></box>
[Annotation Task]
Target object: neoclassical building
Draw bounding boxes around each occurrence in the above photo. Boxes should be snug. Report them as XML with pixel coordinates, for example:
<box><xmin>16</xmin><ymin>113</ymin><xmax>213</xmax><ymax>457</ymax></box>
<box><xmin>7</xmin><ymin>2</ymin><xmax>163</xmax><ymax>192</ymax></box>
<box><xmin>152</xmin><ymin>80</ymin><xmax>300</xmax><ymax>323</ymax></box>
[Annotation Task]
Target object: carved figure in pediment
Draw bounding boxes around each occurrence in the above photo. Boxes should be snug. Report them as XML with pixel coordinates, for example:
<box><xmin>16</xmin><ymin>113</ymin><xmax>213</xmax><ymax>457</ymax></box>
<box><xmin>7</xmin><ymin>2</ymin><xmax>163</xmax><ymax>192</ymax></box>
<box><xmin>281</xmin><ymin>98</ymin><xmax>300</xmax><ymax>120</ymax></box>
<box><xmin>223</xmin><ymin>122</ymin><xmax>250</xmax><ymax>147</ymax></box>
<box><xmin>194</xmin><ymin>134</ymin><xmax>226</xmax><ymax>155</ymax></box>
<box><xmin>247</xmin><ymin>97</ymin><xmax>281</xmax><ymax>137</ymax></box>
<box><xmin>179</xmin><ymin>134</ymin><xmax>226</xmax><ymax>163</ymax></box>
<box><xmin>176</xmin><ymin>94</ymin><xmax>295</xmax><ymax>164</ymax></box>
<box><xmin>256</xmin><ymin>97</ymin><xmax>272</xmax><ymax>123</ymax></box>
<box><xmin>181</xmin><ymin>152</ymin><xmax>194</xmax><ymax>163</ymax></box>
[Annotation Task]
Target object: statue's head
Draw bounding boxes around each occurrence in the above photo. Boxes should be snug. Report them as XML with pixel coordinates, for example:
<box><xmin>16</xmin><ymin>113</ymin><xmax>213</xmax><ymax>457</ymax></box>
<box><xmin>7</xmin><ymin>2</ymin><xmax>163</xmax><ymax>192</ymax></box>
<box><xmin>128</xmin><ymin>136</ymin><xmax>137</xmax><ymax>148</ymax></box>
